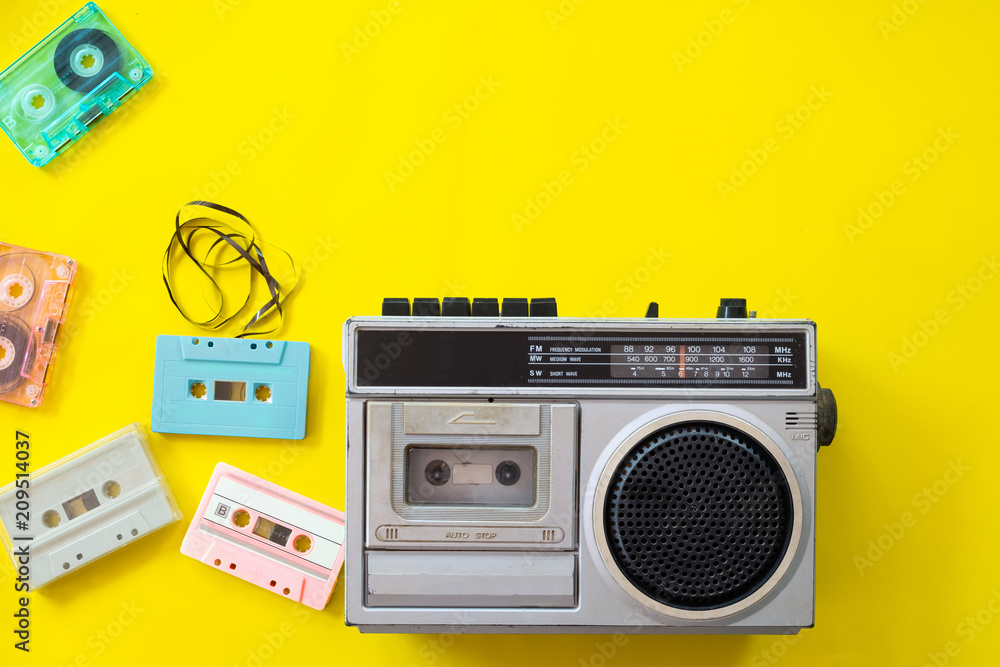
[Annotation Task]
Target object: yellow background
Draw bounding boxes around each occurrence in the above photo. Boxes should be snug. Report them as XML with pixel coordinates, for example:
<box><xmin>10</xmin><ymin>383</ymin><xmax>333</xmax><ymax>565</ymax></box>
<box><xmin>1</xmin><ymin>0</ymin><xmax>998</xmax><ymax>665</ymax></box>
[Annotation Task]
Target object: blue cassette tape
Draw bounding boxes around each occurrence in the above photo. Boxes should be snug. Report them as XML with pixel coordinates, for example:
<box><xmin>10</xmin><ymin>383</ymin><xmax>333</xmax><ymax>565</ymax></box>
<box><xmin>0</xmin><ymin>3</ymin><xmax>152</xmax><ymax>166</ymax></box>
<box><xmin>151</xmin><ymin>336</ymin><xmax>310</xmax><ymax>440</ymax></box>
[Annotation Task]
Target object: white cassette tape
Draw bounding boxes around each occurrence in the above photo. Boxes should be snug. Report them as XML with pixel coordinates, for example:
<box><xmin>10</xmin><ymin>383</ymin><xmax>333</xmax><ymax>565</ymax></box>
<box><xmin>0</xmin><ymin>423</ymin><xmax>182</xmax><ymax>588</ymax></box>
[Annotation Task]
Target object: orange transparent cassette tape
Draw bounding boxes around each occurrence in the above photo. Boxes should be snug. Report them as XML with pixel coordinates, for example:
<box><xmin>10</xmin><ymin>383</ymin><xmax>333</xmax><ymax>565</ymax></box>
<box><xmin>0</xmin><ymin>242</ymin><xmax>76</xmax><ymax>407</ymax></box>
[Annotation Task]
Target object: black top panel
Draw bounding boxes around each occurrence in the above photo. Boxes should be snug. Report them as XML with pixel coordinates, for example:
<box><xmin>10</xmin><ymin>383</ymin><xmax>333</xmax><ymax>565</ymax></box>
<box><xmin>355</xmin><ymin>328</ymin><xmax>809</xmax><ymax>389</ymax></box>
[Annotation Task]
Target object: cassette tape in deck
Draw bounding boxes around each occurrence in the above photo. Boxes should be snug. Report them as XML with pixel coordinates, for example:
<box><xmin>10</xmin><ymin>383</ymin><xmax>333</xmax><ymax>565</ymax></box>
<box><xmin>0</xmin><ymin>424</ymin><xmax>182</xmax><ymax>589</ymax></box>
<box><xmin>0</xmin><ymin>242</ymin><xmax>76</xmax><ymax>408</ymax></box>
<box><xmin>0</xmin><ymin>3</ymin><xmax>152</xmax><ymax>166</ymax></box>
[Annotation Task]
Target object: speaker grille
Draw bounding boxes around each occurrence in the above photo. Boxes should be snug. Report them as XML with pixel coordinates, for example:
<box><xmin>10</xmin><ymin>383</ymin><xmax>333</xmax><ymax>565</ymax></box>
<box><xmin>604</xmin><ymin>421</ymin><xmax>793</xmax><ymax>610</ymax></box>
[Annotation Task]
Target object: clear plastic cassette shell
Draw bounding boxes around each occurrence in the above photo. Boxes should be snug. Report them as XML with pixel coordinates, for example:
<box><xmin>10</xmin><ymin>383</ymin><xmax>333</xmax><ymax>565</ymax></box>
<box><xmin>0</xmin><ymin>423</ymin><xmax>182</xmax><ymax>589</ymax></box>
<box><xmin>0</xmin><ymin>241</ymin><xmax>77</xmax><ymax>407</ymax></box>
<box><xmin>0</xmin><ymin>2</ymin><xmax>152</xmax><ymax>167</ymax></box>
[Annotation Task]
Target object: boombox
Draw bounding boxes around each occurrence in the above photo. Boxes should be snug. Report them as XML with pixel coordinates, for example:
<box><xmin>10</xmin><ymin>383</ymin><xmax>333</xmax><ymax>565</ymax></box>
<box><xmin>343</xmin><ymin>297</ymin><xmax>837</xmax><ymax>634</ymax></box>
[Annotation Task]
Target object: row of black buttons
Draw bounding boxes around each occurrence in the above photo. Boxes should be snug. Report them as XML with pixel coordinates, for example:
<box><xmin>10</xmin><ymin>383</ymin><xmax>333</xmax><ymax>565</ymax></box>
<box><xmin>382</xmin><ymin>297</ymin><xmax>557</xmax><ymax>317</ymax></box>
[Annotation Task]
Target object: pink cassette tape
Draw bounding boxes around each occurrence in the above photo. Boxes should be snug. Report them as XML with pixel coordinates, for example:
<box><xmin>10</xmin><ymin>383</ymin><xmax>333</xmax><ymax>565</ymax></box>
<box><xmin>180</xmin><ymin>463</ymin><xmax>346</xmax><ymax>610</ymax></box>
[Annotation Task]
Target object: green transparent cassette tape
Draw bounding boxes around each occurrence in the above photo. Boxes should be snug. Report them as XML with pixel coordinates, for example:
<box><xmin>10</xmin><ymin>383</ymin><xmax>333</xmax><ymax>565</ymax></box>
<box><xmin>0</xmin><ymin>3</ymin><xmax>152</xmax><ymax>167</ymax></box>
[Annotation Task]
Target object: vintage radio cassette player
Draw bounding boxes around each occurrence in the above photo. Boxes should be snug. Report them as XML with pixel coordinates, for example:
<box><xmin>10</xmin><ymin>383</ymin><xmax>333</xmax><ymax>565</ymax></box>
<box><xmin>344</xmin><ymin>297</ymin><xmax>837</xmax><ymax>634</ymax></box>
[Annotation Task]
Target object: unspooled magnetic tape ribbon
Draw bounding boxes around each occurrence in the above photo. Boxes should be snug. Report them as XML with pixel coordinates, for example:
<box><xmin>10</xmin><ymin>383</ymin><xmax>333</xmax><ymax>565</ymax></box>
<box><xmin>162</xmin><ymin>201</ymin><xmax>298</xmax><ymax>338</ymax></box>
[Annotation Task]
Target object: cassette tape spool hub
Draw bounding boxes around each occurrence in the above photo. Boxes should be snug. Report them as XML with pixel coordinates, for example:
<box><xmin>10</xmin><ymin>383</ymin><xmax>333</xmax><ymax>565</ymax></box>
<box><xmin>344</xmin><ymin>297</ymin><xmax>837</xmax><ymax>634</ymax></box>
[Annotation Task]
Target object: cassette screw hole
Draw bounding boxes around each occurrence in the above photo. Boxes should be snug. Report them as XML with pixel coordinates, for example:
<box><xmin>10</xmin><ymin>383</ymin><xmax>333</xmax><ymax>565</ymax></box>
<box><xmin>63</xmin><ymin>562</ymin><xmax>70</xmax><ymax>570</ymax></box>
<box><xmin>293</xmin><ymin>535</ymin><xmax>312</xmax><ymax>553</ymax></box>
<box><xmin>229</xmin><ymin>563</ymin><xmax>237</xmax><ymax>570</ymax></box>
<box><xmin>283</xmin><ymin>587</ymin><xmax>290</xmax><ymax>595</ymax></box>
<box><xmin>116</xmin><ymin>534</ymin><xmax>122</xmax><ymax>541</ymax></box>
<box><xmin>43</xmin><ymin>510</ymin><xmax>60</xmax><ymax>527</ymax></box>
<box><xmin>250</xmin><ymin>343</ymin><xmax>257</xmax><ymax>350</ymax></box>
<box><xmin>103</xmin><ymin>481</ymin><xmax>121</xmax><ymax>498</ymax></box>
<box><xmin>254</xmin><ymin>385</ymin><xmax>272</xmax><ymax>402</ymax></box>
<box><xmin>269</xmin><ymin>580</ymin><xmax>276</xmax><ymax>587</ymax></box>
<box><xmin>233</xmin><ymin>510</ymin><xmax>251</xmax><ymax>528</ymax></box>
<box><xmin>76</xmin><ymin>553</ymin><xmax>83</xmax><ymax>560</ymax></box>
<box><xmin>214</xmin><ymin>559</ymin><xmax>222</xmax><ymax>566</ymax></box>
<box><xmin>190</xmin><ymin>382</ymin><xmax>207</xmax><ymax>399</ymax></box>
<box><xmin>131</xmin><ymin>529</ymin><xmax>138</xmax><ymax>536</ymax></box>
<box><xmin>207</xmin><ymin>341</ymin><xmax>214</xmax><ymax>348</ymax></box>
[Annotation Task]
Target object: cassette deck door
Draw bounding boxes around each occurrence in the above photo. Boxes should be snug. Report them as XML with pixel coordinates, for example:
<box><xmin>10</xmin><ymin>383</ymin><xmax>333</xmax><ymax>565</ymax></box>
<box><xmin>365</xmin><ymin>401</ymin><xmax>577</xmax><ymax>551</ymax></box>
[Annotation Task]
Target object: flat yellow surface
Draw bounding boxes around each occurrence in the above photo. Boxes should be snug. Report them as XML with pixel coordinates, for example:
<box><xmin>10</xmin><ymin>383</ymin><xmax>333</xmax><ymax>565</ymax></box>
<box><xmin>0</xmin><ymin>0</ymin><xmax>998</xmax><ymax>665</ymax></box>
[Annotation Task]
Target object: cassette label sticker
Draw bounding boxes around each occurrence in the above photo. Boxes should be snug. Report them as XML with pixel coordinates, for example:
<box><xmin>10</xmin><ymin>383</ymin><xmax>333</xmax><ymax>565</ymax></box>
<box><xmin>151</xmin><ymin>335</ymin><xmax>310</xmax><ymax>439</ymax></box>
<box><xmin>0</xmin><ymin>424</ymin><xmax>181</xmax><ymax>588</ymax></box>
<box><xmin>0</xmin><ymin>3</ymin><xmax>153</xmax><ymax>167</ymax></box>
<box><xmin>0</xmin><ymin>242</ymin><xmax>77</xmax><ymax>407</ymax></box>
<box><xmin>181</xmin><ymin>464</ymin><xmax>346</xmax><ymax>610</ymax></box>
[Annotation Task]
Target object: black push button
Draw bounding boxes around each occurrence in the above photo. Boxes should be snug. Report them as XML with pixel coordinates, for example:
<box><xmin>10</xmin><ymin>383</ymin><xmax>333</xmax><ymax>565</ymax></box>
<box><xmin>412</xmin><ymin>298</ymin><xmax>441</xmax><ymax>316</ymax></box>
<box><xmin>472</xmin><ymin>298</ymin><xmax>500</xmax><ymax>316</ymax></box>
<box><xmin>382</xmin><ymin>298</ymin><xmax>410</xmax><ymax>316</ymax></box>
<box><xmin>529</xmin><ymin>298</ymin><xmax>557</xmax><ymax>317</ymax></box>
<box><xmin>442</xmin><ymin>297</ymin><xmax>471</xmax><ymax>316</ymax></box>
<box><xmin>501</xmin><ymin>298</ymin><xmax>529</xmax><ymax>317</ymax></box>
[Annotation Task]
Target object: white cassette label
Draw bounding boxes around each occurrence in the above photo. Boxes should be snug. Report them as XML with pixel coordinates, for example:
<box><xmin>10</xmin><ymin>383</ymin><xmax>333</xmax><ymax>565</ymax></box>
<box><xmin>201</xmin><ymin>476</ymin><xmax>344</xmax><ymax>570</ymax></box>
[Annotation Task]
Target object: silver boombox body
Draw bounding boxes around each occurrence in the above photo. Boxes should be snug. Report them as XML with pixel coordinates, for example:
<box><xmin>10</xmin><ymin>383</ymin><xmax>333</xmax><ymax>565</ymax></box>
<box><xmin>344</xmin><ymin>303</ymin><xmax>836</xmax><ymax>634</ymax></box>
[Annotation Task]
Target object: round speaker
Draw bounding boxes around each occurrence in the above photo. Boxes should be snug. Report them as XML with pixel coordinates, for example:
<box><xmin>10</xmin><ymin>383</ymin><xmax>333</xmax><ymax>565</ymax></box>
<box><xmin>599</xmin><ymin>418</ymin><xmax>796</xmax><ymax>616</ymax></box>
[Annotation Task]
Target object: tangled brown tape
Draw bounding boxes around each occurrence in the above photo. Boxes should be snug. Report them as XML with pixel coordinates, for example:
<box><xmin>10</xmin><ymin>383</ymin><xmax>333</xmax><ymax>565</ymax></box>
<box><xmin>162</xmin><ymin>201</ymin><xmax>298</xmax><ymax>338</ymax></box>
